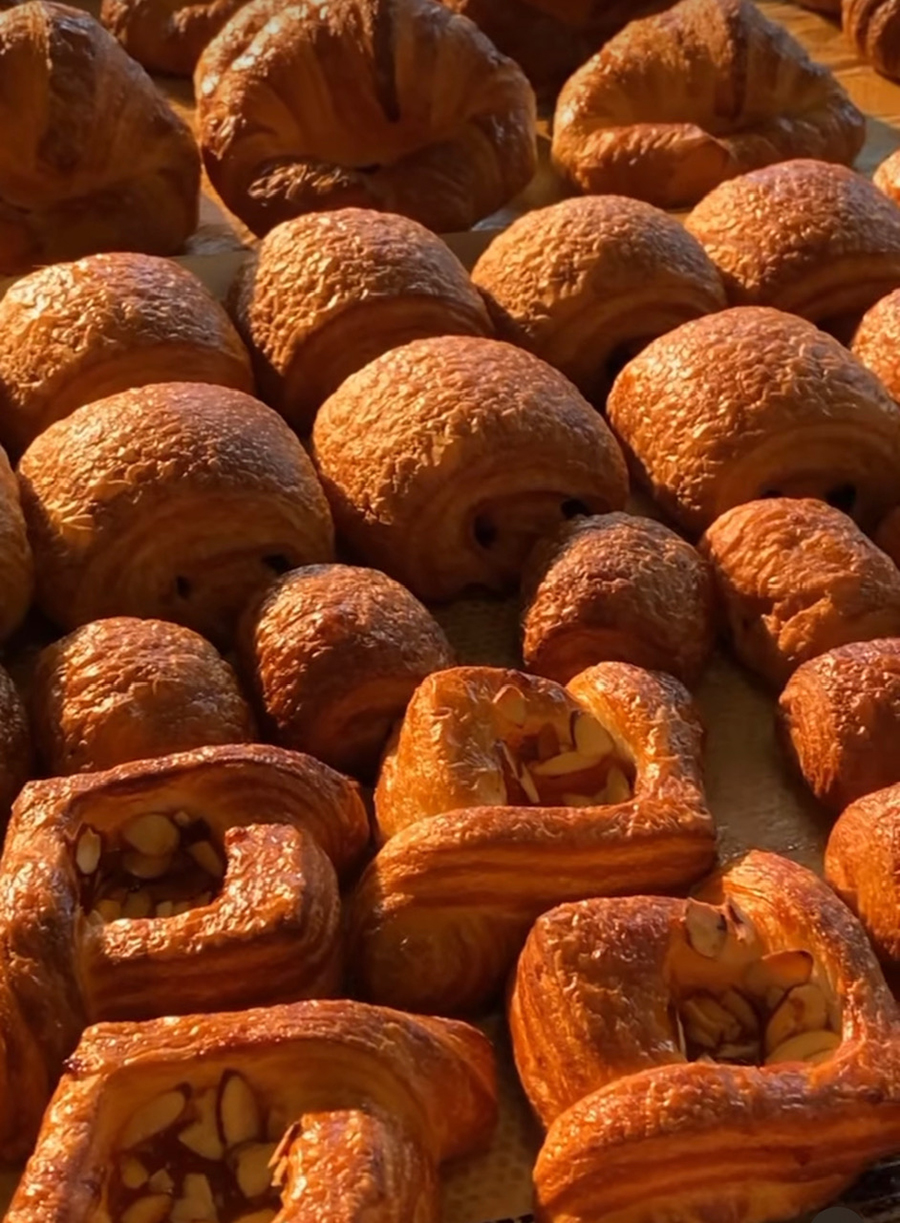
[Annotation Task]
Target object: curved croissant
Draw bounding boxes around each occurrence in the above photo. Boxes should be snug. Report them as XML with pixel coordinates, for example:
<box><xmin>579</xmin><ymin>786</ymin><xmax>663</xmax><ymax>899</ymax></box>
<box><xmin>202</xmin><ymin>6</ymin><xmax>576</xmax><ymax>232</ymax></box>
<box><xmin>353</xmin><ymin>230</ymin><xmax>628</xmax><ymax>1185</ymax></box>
<box><xmin>194</xmin><ymin>0</ymin><xmax>537</xmax><ymax>236</ymax></box>
<box><xmin>17</xmin><ymin>382</ymin><xmax>335</xmax><ymax>646</ymax></box>
<box><xmin>0</xmin><ymin>253</ymin><xmax>253</xmax><ymax>459</ymax></box>
<box><xmin>0</xmin><ymin>743</ymin><xmax>369</xmax><ymax>1161</ymax></box>
<box><xmin>0</xmin><ymin>447</ymin><xmax>33</xmax><ymax>643</ymax></box>
<box><xmin>311</xmin><ymin>336</ymin><xmax>629</xmax><ymax>602</ymax></box>
<box><xmin>852</xmin><ymin>287</ymin><xmax>900</xmax><ymax>403</ymax></box>
<box><xmin>6</xmin><ymin>998</ymin><xmax>496</xmax><ymax>1223</ymax></box>
<box><xmin>606</xmin><ymin>307</ymin><xmax>900</xmax><ymax>534</ymax></box>
<box><xmin>472</xmin><ymin>195</ymin><xmax>726</xmax><ymax>405</ymax></box>
<box><xmin>100</xmin><ymin>0</ymin><xmax>249</xmax><ymax>75</ymax></box>
<box><xmin>844</xmin><ymin>0</ymin><xmax>900</xmax><ymax>81</ymax></box>
<box><xmin>0</xmin><ymin>2</ymin><xmax>200</xmax><ymax>276</ymax></box>
<box><xmin>511</xmin><ymin>851</ymin><xmax>900</xmax><ymax>1222</ymax></box>
<box><xmin>551</xmin><ymin>0</ymin><xmax>865</xmax><ymax>209</ymax></box>
<box><xmin>348</xmin><ymin>662</ymin><xmax>716</xmax><ymax>1015</ymax></box>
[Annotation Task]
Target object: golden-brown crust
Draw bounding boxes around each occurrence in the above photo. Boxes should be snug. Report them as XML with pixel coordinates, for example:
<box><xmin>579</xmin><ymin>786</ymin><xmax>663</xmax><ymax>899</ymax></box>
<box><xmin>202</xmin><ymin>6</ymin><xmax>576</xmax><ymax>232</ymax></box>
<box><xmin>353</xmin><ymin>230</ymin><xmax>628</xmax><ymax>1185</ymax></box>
<box><xmin>195</xmin><ymin>0</ymin><xmax>537</xmax><ymax>236</ymax></box>
<box><xmin>779</xmin><ymin>639</ymin><xmax>900</xmax><ymax>812</ymax></box>
<box><xmin>0</xmin><ymin>446</ymin><xmax>34</xmax><ymax>642</ymax></box>
<box><xmin>826</xmin><ymin>783</ymin><xmax>900</xmax><ymax>966</ymax></box>
<box><xmin>606</xmin><ymin>306</ymin><xmax>900</xmax><ymax>534</ymax></box>
<box><xmin>685</xmin><ymin>160</ymin><xmax>900</xmax><ymax>331</ymax></box>
<box><xmin>472</xmin><ymin>196</ymin><xmax>726</xmax><ymax>404</ymax></box>
<box><xmin>0</xmin><ymin>743</ymin><xmax>369</xmax><ymax>1160</ymax></box>
<box><xmin>229</xmin><ymin>208</ymin><xmax>492</xmax><ymax>434</ymax></box>
<box><xmin>0</xmin><ymin>253</ymin><xmax>253</xmax><ymax>459</ymax></box>
<box><xmin>874</xmin><ymin>146</ymin><xmax>900</xmax><ymax>204</ymax></box>
<box><xmin>6</xmin><ymin>998</ymin><xmax>497</xmax><ymax>1223</ymax></box>
<box><xmin>31</xmin><ymin>616</ymin><xmax>255</xmax><ymax>777</ymax></box>
<box><xmin>700</xmin><ymin>498</ymin><xmax>900</xmax><ymax>688</ymax></box>
<box><xmin>311</xmin><ymin>336</ymin><xmax>629</xmax><ymax>602</ymax></box>
<box><xmin>239</xmin><ymin>563</ymin><xmax>454</xmax><ymax>779</ymax></box>
<box><xmin>17</xmin><ymin>382</ymin><xmax>335</xmax><ymax>646</ymax></box>
<box><xmin>844</xmin><ymin>0</ymin><xmax>900</xmax><ymax>80</ymax></box>
<box><xmin>348</xmin><ymin>662</ymin><xmax>716</xmax><ymax>1015</ymax></box>
<box><xmin>0</xmin><ymin>664</ymin><xmax>31</xmax><ymax>824</ymax></box>
<box><xmin>851</xmin><ymin>287</ymin><xmax>900</xmax><ymax>403</ymax></box>
<box><xmin>551</xmin><ymin>0</ymin><xmax>865</xmax><ymax>210</ymax></box>
<box><xmin>0</xmin><ymin>3</ymin><xmax>200</xmax><ymax>275</ymax></box>
<box><xmin>100</xmin><ymin>0</ymin><xmax>248</xmax><ymax>75</ymax></box>
<box><xmin>511</xmin><ymin>851</ymin><xmax>900</xmax><ymax>1223</ymax></box>
<box><xmin>521</xmin><ymin>513</ymin><xmax>717</xmax><ymax>687</ymax></box>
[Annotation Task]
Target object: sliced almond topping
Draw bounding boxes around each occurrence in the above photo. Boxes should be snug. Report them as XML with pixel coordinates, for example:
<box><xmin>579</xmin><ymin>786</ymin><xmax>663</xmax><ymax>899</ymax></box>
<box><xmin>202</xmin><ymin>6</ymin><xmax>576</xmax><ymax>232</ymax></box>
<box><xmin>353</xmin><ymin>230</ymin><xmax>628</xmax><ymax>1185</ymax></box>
<box><xmin>75</xmin><ymin>827</ymin><xmax>102</xmax><ymax>876</ymax></box>
<box><xmin>218</xmin><ymin>1072</ymin><xmax>261</xmax><ymax>1148</ymax></box>
<box><xmin>124</xmin><ymin>813</ymin><xmax>180</xmax><ymax>858</ymax></box>
<box><xmin>122</xmin><ymin>1196</ymin><xmax>172</xmax><ymax>1223</ymax></box>
<box><xmin>492</xmin><ymin>685</ymin><xmax>527</xmax><ymax>726</ymax></box>
<box><xmin>536</xmin><ymin>722</ymin><xmax>560</xmax><ymax>762</ymax></box>
<box><xmin>717</xmin><ymin>1040</ymin><xmax>761</xmax><ymax>1064</ymax></box>
<box><xmin>269</xmin><ymin>1120</ymin><xmax>300</xmax><ymax>1186</ymax></box>
<box><xmin>179</xmin><ymin>1088</ymin><xmax>224</xmax><ymax>1161</ymax></box>
<box><xmin>156</xmin><ymin>901</ymin><xmax>175</xmax><ymax>919</ymax></box>
<box><xmin>123</xmin><ymin>890</ymin><xmax>153</xmax><ymax>920</ymax></box>
<box><xmin>562</xmin><ymin>792</ymin><xmax>594</xmax><ymax>807</ymax></box>
<box><xmin>681</xmin><ymin>995</ymin><xmax>741</xmax><ymax>1048</ymax></box>
<box><xmin>123</xmin><ymin>851</ymin><xmax>173</xmax><ymax>881</ymax></box>
<box><xmin>765</xmin><ymin>983</ymin><xmax>829</xmax><ymax>1055</ymax></box>
<box><xmin>120</xmin><ymin>1156</ymin><xmax>149</xmax><ymax>1190</ymax></box>
<box><xmin>572</xmin><ymin>713</ymin><xmax>614</xmax><ymax>760</ymax></box>
<box><xmin>234</xmin><ymin>1141</ymin><xmax>278</xmax><ymax>1198</ymax></box>
<box><xmin>189</xmin><ymin>841</ymin><xmax>226</xmax><ymax>879</ymax></box>
<box><xmin>121</xmin><ymin>1089</ymin><xmax>187</xmax><ymax>1149</ymax></box>
<box><xmin>171</xmin><ymin>1172</ymin><xmax>217</xmax><ymax>1223</ymax></box>
<box><xmin>744</xmin><ymin>950</ymin><xmax>813</xmax><ymax>999</ymax></box>
<box><xmin>173</xmin><ymin>810</ymin><xmax>192</xmax><ymax>827</ymax></box>
<box><xmin>684</xmin><ymin>901</ymin><xmax>728</xmax><ymax>959</ymax></box>
<box><xmin>518</xmin><ymin>764</ymin><xmax>540</xmax><ymax>804</ymax></box>
<box><xmin>531</xmin><ymin>750</ymin><xmax>592</xmax><ymax>777</ymax></box>
<box><xmin>765</xmin><ymin>1029</ymin><xmax>840</xmax><ymax>1066</ymax></box>
<box><xmin>95</xmin><ymin>899</ymin><xmax>123</xmax><ymax>923</ymax></box>
<box><xmin>719</xmin><ymin>989</ymin><xmax>759</xmax><ymax>1036</ymax></box>
<box><xmin>604</xmin><ymin>766</ymin><xmax>631</xmax><ymax>804</ymax></box>
<box><xmin>147</xmin><ymin>1169</ymin><xmax>175</xmax><ymax>1195</ymax></box>
<box><xmin>172</xmin><ymin>900</ymin><xmax>193</xmax><ymax>916</ymax></box>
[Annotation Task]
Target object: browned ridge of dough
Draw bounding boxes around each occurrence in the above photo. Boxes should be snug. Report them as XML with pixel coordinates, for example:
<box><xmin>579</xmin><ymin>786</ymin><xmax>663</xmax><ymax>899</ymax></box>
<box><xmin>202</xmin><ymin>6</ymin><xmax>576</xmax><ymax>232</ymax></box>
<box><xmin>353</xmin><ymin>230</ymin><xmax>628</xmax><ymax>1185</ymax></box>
<box><xmin>100</xmin><ymin>0</ymin><xmax>250</xmax><ymax>75</ymax></box>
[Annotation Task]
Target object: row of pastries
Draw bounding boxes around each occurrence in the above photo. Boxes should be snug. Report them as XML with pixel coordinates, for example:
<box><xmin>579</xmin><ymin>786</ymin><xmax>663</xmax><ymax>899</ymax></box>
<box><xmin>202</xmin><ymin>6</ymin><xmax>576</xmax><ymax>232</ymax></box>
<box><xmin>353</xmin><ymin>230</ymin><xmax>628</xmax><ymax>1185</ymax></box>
<box><xmin>5</xmin><ymin>1</ymin><xmax>900</xmax><ymax>1222</ymax></box>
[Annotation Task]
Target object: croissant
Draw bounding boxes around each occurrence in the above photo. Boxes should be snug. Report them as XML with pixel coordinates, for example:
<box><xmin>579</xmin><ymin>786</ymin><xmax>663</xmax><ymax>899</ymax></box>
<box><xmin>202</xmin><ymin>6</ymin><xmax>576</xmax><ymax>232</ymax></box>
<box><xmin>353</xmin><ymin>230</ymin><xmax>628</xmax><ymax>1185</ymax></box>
<box><xmin>875</xmin><ymin>506</ymin><xmax>900</xmax><ymax>567</ymax></box>
<box><xmin>851</xmin><ymin>288</ymin><xmax>900</xmax><ymax>404</ymax></box>
<box><xmin>521</xmin><ymin>513</ymin><xmax>717</xmax><ymax>687</ymax></box>
<box><xmin>0</xmin><ymin>254</ymin><xmax>253</xmax><ymax>460</ymax></box>
<box><xmin>311</xmin><ymin>337</ymin><xmax>629</xmax><ymax>603</ymax></box>
<box><xmin>780</xmin><ymin>639</ymin><xmax>900</xmax><ymax>813</ymax></box>
<box><xmin>0</xmin><ymin>664</ymin><xmax>30</xmax><ymax>822</ymax></box>
<box><xmin>17</xmin><ymin>382</ymin><xmax>335</xmax><ymax>647</ymax></box>
<box><xmin>239</xmin><ymin>564</ymin><xmax>454</xmax><ymax>779</ymax></box>
<box><xmin>685</xmin><ymin>160</ymin><xmax>900</xmax><ymax>335</ymax></box>
<box><xmin>509</xmin><ymin>851</ymin><xmax>900</xmax><ymax>1223</ymax></box>
<box><xmin>100</xmin><ymin>0</ymin><xmax>249</xmax><ymax>75</ymax></box>
<box><xmin>0</xmin><ymin>447</ymin><xmax>33</xmax><ymax>643</ymax></box>
<box><xmin>875</xmin><ymin>147</ymin><xmax>900</xmax><ymax>204</ymax></box>
<box><xmin>230</xmin><ymin>208</ymin><xmax>492</xmax><ymax>434</ymax></box>
<box><xmin>606</xmin><ymin>307</ymin><xmax>900</xmax><ymax>534</ymax></box>
<box><xmin>0</xmin><ymin>743</ymin><xmax>369</xmax><ymax>1160</ymax></box>
<box><xmin>700</xmin><ymin>498</ymin><xmax>900</xmax><ymax>688</ymax></box>
<box><xmin>550</xmin><ymin>0</ymin><xmax>865</xmax><ymax>210</ymax></box>
<box><xmin>31</xmin><ymin>617</ymin><xmax>255</xmax><ymax>777</ymax></box>
<box><xmin>471</xmin><ymin>195</ymin><xmax>726</xmax><ymax>405</ymax></box>
<box><xmin>194</xmin><ymin>0</ymin><xmax>537</xmax><ymax>237</ymax></box>
<box><xmin>6</xmin><ymin>997</ymin><xmax>496</xmax><ymax>1223</ymax></box>
<box><xmin>844</xmin><ymin>0</ymin><xmax>900</xmax><ymax>80</ymax></box>
<box><xmin>0</xmin><ymin>3</ymin><xmax>200</xmax><ymax>276</ymax></box>
<box><xmin>348</xmin><ymin>661</ymin><xmax>716</xmax><ymax>1015</ymax></box>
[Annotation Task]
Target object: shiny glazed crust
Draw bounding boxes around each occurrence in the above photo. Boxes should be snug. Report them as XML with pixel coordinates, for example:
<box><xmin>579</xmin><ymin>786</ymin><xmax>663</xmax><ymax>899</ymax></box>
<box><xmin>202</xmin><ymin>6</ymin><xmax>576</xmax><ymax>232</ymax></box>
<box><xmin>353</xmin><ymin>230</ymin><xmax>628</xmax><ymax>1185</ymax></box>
<box><xmin>472</xmin><ymin>195</ymin><xmax>726</xmax><ymax>404</ymax></box>
<box><xmin>194</xmin><ymin>0</ymin><xmax>537</xmax><ymax>236</ymax></box>
<box><xmin>239</xmin><ymin>564</ymin><xmax>454</xmax><ymax>778</ymax></box>
<box><xmin>0</xmin><ymin>252</ymin><xmax>253</xmax><ymax>458</ymax></box>
<box><xmin>852</xmin><ymin>287</ymin><xmax>900</xmax><ymax>401</ymax></box>
<box><xmin>521</xmin><ymin>513</ymin><xmax>717</xmax><ymax>687</ymax></box>
<box><xmin>700</xmin><ymin>498</ymin><xmax>900</xmax><ymax>688</ymax></box>
<box><xmin>6</xmin><ymin>998</ymin><xmax>497</xmax><ymax>1223</ymax></box>
<box><xmin>100</xmin><ymin>0</ymin><xmax>248</xmax><ymax>74</ymax></box>
<box><xmin>606</xmin><ymin>306</ymin><xmax>900</xmax><ymax>533</ymax></box>
<box><xmin>844</xmin><ymin>0</ymin><xmax>900</xmax><ymax>80</ymax></box>
<box><xmin>311</xmin><ymin>336</ymin><xmax>629</xmax><ymax>602</ymax></box>
<box><xmin>827</xmin><ymin>784</ymin><xmax>900</xmax><ymax>966</ymax></box>
<box><xmin>17</xmin><ymin>382</ymin><xmax>335</xmax><ymax>645</ymax></box>
<box><xmin>551</xmin><ymin>0</ymin><xmax>865</xmax><ymax>210</ymax></box>
<box><xmin>230</xmin><ymin>208</ymin><xmax>492</xmax><ymax>433</ymax></box>
<box><xmin>685</xmin><ymin>161</ymin><xmax>900</xmax><ymax>329</ymax></box>
<box><xmin>31</xmin><ymin>616</ymin><xmax>255</xmax><ymax>776</ymax></box>
<box><xmin>0</xmin><ymin>743</ymin><xmax>369</xmax><ymax>1160</ymax></box>
<box><xmin>0</xmin><ymin>447</ymin><xmax>34</xmax><ymax>642</ymax></box>
<box><xmin>0</xmin><ymin>3</ymin><xmax>200</xmax><ymax>275</ymax></box>
<box><xmin>0</xmin><ymin>665</ymin><xmax>31</xmax><ymax>823</ymax></box>
<box><xmin>348</xmin><ymin>662</ymin><xmax>716</xmax><ymax>1014</ymax></box>
<box><xmin>510</xmin><ymin>851</ymin><xmax>900</xmax><ymax>1223</ymax></box>
<box><xmin>780</xmin><ymin>639</ymin><xmax>900</xmax><ymax>812</ymax></box>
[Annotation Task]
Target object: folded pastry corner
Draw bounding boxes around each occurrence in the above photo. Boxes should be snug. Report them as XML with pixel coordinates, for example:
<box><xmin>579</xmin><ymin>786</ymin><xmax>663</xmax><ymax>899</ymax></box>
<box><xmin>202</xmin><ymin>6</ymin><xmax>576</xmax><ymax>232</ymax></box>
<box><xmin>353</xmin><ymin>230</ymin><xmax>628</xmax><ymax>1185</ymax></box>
<box><xmin>511</xmin><ymin>851</ymin><xmax>900</xmax><ymax>1222</ymax></box>
<box><xmin>6</xmin><ymin>998</ymin><xmax>497</xmax><ymax>1223</ymax></box>
<box><xmin>348</xmin><ymin>662</ymin><xmax>716</xmax><ymax>1015</ymax></box>
<box><xmin>100</xmin><ymin>0</ymin><xmax>249</xmax><ymax>75</ymax></box>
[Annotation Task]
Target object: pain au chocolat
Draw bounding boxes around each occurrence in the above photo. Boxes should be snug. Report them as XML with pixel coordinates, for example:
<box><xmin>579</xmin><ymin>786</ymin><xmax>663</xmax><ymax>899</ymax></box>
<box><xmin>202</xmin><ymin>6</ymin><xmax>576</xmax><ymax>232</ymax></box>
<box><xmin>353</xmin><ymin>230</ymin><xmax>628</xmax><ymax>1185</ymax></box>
<box><xmin>312</xmin><ymin>336</ymin><xmax>629</xmax><ymax>602</ymax></box>
<box><xmin>686</xmin><ymin>160</ymin><xmax>900</xmax><ymax>334</ymax></box>
<box><xmin>780</xmin><ymin>639</ymin><xmax>900</xmax><ymax>812</ymax></box>
<box><xmin>0</xmin><ymin>253</ymin><xmax>253</xmax><ymax>459</ymax></box>
<box><xmin>31</xmin><ymin>617</ymin><xmax>255</xmax><ymax>777</ymax></box>
<box><xmin>700</xmin><ymin>498</ymin><xmax>900</xmax><ymax>688</ymax></box>
<box><xmin>471</xmin><ymin>195</ymin><xmax>726</xmax><ymax>406</ymax></box>
<box><xmin>194</xmin><ymin>0</ymin><xmax>537</xmax><ymax>236</ymax></box>
<box><xmin>510</xmin><ymin>852</ymin><xmax>900</xmax><ymax>1223</ymax></box>
<box><xmin>101</xmin><ymin>0</ymin><xmax>249</xmax><ymax>75</ymax></box>
<box><xmin>6</xmin><ymin>998</ymin><xmax>496</xmax><ymax>1223</ymax></box>
<box><xmin>521</xmin><ymin>513</ymin><xmax>716</xmax><ymax>687</ymax></box>
<box><xmin>0</xmin><ymin>446</ymin><xmax>33</xmax><ymax>643</ymax></box>
<box><xmin>230</xmin><ymin>209</ymin><xmax>491</xmax><ymax>434</ymax></box>
<box><xmin>17</xmin><ymin>383</ymin><xmax>335</xmax><ymax>647</ymax></box>
<box><xmin>844</xmin><ymin>0</ymin><xmax>900</xmax><ymax>81</ymax></box>
<box><xmin>349</xmin><ymin>662</ymin><xmax>716</xmax><ymax>1015</ymax></box>
<box><xmin>0</xmin><ymin>743</ymin><xmax>368</xmax><ymax>1160</ymax></box>
<box><xmin>239</xmin><ymin>564</ymin><xmax>454</xmax><ymax>779</ymax></box>
<box><xmin>550</xmin><ymin>0</ymin><xmax>865</xmax><ymax>210</ymax></box>
<box><xmin>606</xmin><ymin>307</ymin><xmax>900</xmax><ymax>534</ymax></box>
<box><xmin>0</xmin><ymin>3</ymin><xmax>200</xmax><ymax>276</ymax></box>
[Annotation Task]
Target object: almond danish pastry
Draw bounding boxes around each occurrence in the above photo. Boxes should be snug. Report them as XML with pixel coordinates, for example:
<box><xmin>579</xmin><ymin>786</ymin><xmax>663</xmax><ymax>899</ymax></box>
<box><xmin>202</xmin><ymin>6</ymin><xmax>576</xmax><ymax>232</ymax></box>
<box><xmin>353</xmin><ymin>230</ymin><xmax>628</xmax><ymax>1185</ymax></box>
<box><xmin>0</xmin><ymin>744</ymin><xmax>369</xmax><ymax>1160</ymax></box>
